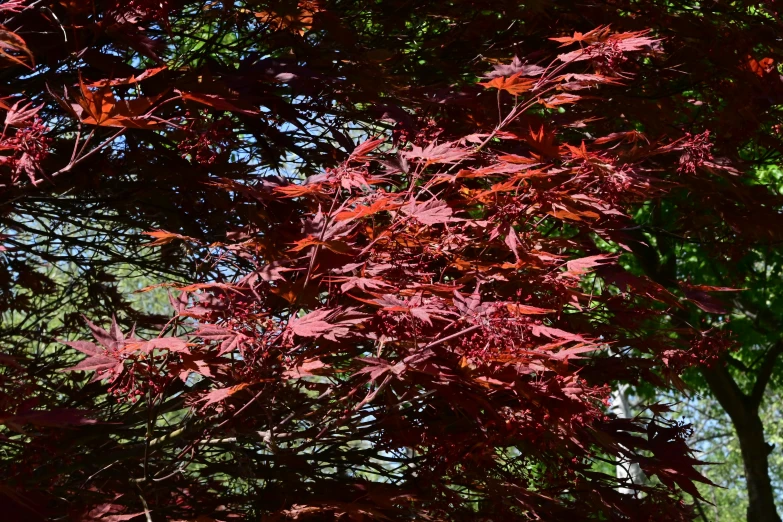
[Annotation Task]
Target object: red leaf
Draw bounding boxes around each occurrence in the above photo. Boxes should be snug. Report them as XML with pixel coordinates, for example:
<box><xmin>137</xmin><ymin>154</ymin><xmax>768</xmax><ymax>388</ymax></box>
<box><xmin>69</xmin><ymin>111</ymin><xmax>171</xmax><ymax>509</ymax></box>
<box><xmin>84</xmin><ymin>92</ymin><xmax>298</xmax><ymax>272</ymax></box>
<box><xmin>124</xmin><ymin>337</ymin><xmax>190</xmax><ymax>354</ymax></box>
<box><xmin>680</xmin><ymin>283</ymin><xmax>741</xmax><ymax>314</ymax></box>
<box><xmin>478</xmin><ymin>73</ymin><xmax>537</xmax><ymax>95</ymax></box>
<box><xmin>62</xmin><ymin>340</ymin><xmax>101</xmax><ymax>357</ymax></box>
<box><xmin>283</xmin><ymin>359</ymin><xmax>330</xmax><ymax>379</ymax></box>
<box><xmin>540</xmin><ymin>93</ymin><xmax>582</xmax><ymax>108</ymax></box>
<box><xmin>174</xmin><ymin>354</ymin><xmax>214</xmax><ymax>382</ymax></box>
<box><xmin>403</xmin><ymin>141</ymin><xmax>472</xmax><ymax>165</ymax></box>
<box><xmin>505</xmin><ymin>303</ymin><xmax>556</xmax><ymax>316</ymax></box>
<box><xmin>564</xmin><ymin>255</ymin><xmax>614</xmax><ymax>277</ymax></box>
<box><xmin>401</xmin><ymin>199</ymin><xmax>456</xmax><ymax>225</ymax></box>
<box><xmin>84</xmin><ymin>66</ymin><xmax>166</xmax><ymax>87</ymax></box>
<box><xmin>485</xmin><ymin>56</ymin><xmax>545</xmax><ymax>79</ymax></box>
<box><xmin>349</xmin><ymin>138</ymin><xmax>385</xmax><ymax>161</ymax></box>
<box><xmin>335</xmin><ymin>198</ymin><xmax>400</xmax><ymax>222</ymax></box>
<box><xmin>4</xmin><ymin>100</ymin><xmax>41</xmax><ymax>127</ymax></box>
<box><xmin>61</xmin><ymin>352</ymin><xmax>119</xmax><ymax>374</ymax></box>
<box><xmin>529</xmin><ymin>324</ymin><xmax>586</xmax><ymax>342</ymax></box>
<box><xmin>0</xmin><ymin>25</ymin><xmax>33</xmax><ymax>69</ymax></box>
<box><xmin>178</xmin><ymin>90</ymin><xmax>259</xmax><ymax>115</ymax></box>
<box><xmin>143</xmin><ymin>229</ymin><xmax>199</xmax><ymax>246</ymax></box>
<box><xmin>336</xmin><ymin>276</ymin><xmax>392</xmax><ymax>294</ymax></box>
<box><xmin>68</xmin><ymin>81</ymin><xmax>165</xmax><ymax>128</ymax></box>
<box><xmin>200</xmin><ymin>383</ymin><xmax>250</xmax><ymax>408</ymax></box>
<box><xmin>549</xmin><ymin>26</ymin><xmax>613</xmax><ymax>47</ymax></box>
<box><xmin>83</xmin><ymin>316</ymin><xmax>127</xmax><ymax>351</ymax></box>
<box><xmin>288</xmin><ymin>309</ymin><xmax>335</xmax><ymax>338</ymax></box>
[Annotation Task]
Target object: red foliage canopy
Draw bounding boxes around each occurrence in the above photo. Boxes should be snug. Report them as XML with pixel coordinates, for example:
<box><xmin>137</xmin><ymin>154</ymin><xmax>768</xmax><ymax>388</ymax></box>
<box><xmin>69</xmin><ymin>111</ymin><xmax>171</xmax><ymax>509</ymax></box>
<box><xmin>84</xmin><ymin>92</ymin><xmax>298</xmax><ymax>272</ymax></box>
<box><xmin>1</xmin><ymin>1</ymin><xmax>783</xmax><ymax>521</ymax></box>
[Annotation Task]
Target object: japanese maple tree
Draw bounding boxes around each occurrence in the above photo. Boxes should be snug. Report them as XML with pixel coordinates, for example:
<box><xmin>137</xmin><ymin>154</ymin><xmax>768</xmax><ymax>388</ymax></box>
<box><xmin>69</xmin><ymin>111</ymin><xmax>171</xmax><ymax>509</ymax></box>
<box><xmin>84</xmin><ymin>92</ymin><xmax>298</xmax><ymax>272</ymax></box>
<box><xmin>1</xmin><ymin>1</ymin><xmax>783</xmax><ymax>521</ymax></box>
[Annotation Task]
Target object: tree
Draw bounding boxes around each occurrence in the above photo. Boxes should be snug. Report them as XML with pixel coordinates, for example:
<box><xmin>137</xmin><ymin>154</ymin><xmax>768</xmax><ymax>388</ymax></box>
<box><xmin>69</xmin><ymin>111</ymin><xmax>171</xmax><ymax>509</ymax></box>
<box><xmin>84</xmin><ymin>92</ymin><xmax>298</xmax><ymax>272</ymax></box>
<box><xmin>617</xmin><ymin>141</ymin><xmax>783</xmax><ymax>522</ymax></box>
<box><xmin>1</xmin><ymin>1</ymin><xmax>782</xmax><ymax>520</ymax></box>
<box><xmin>662</xmin><ymin>386</ymin><xmax>783</xmax><ymax>521</ymax></box>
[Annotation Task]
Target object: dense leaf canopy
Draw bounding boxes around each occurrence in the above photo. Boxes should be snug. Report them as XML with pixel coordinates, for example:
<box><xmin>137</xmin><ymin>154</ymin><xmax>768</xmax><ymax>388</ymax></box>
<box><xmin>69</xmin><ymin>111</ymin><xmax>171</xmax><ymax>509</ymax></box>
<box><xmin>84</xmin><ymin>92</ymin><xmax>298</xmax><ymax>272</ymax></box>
<box><xmin>1</xmin><ymin>1</ymin><xmax>783</xmax><ymax>521</ymax></box>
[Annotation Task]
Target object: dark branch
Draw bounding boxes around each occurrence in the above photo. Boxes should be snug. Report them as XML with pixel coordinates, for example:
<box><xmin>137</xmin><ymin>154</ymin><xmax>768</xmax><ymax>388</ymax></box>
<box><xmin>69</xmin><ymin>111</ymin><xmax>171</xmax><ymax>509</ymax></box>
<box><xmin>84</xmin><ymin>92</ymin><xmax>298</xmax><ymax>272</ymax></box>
<box><xmin>750</xmin><ymin>341</ymin><xmax>783</xmax><ymax>408</ymax></box>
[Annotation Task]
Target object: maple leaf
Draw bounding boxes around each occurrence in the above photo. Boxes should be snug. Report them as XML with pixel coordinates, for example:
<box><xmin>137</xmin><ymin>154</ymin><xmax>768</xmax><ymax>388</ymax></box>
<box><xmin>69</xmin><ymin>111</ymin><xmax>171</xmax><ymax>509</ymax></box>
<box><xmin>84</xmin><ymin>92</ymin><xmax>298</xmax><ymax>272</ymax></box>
<box><xmin>288</xmin><ymin>236</ymin><xmax>352</xmax><ymax>254</ymax></box>
<box><xmin>485</xmin><ymin>56</ymin><xmax>545</xmax><ymax>79</ymax></box>
<box><xmin>403</xmin><ymin>141</ymin><xmax>473</xmax><ymax>165</ymax></box>
<box><xmin>168</xmin><ymin>290</ymin><xmax>189</xmax><ymax>315</ymax></box>
<box><xmin>66</xmin><ymin>81</ymin><xmax>165</xmax><ymax>128</ymax></box>
<box><xmin>217</xmin><ymin>331</ymin><xmax>251</xmax><ymax>356</ymax></box>
<box><xmin>479</xmin><ymin>73</ymin><xmax>537</xmax><ymax>95</ymax></box>
<box><xmin>563</xmin><ymin>255</ymin><xmax>614</xmax><ymax>278</ymax></box>
<box><xmin>335</xmin><ymin>276</ymin><xmax>392</xmax><ymax>294</ymax></box>
<box><xmin>646</xmin><ymin>402</ymin><xmax>675</xmax><ymax>417</ymax></box>
<box><xmin>195</xmin><ymin>325</ymin><xmax>250</xmax><ymax>355</ymax></box>
<box><xmin>177</xmin><ymin>90</ymin><xmax>259</xmax><ymax>115</ymax></box>
<box><xmin>540</xmin><ymin>93</ymin><xmax>582</xmax><ymax>108</ymax></box>
<box><xmin>593</xmin><ymin>130</ymin><xmax>649</xmax><ymax>145</ymax></box>
<box><xmin>176</xmin><ymin>282</ymin><xmax>242</xmax><ymax>293</ymax></box>
<box><xmin>401</xmin><ymin>199</ymin><xmax>456</xmax><ymax>225</ymax></box>
<box><xmin>496</xmin><ymin>153</ymin><xmax>538</xmax><ymax>165</ymax></box>
<box><xmin>680</xmin><ymin>283</ymin><xmax>741</xmax><ymax>314</ymax></box>
<box><xmin>254</xmin><ymin>262</ymin><xmax>291</xmax><ymax>282</ymax></box>
<box><xmin>356</xmin><ymin>357</ymin><xmax>406</xmax><ymax>382</ymax></box>
<box><xmin>349</xmin><ymin>137</ymin><xmax>385</xmax><ymax>161</ymax></box>
<box><xmin>610</xmin><ymin>29</ymin><xmax>661</xmax><ymax>53</ymax></box>
<box><xmin>123</xmin><ymin>337</ymin><xmax>190</xmax><ymax>354</ymax></box>
<box><xmin>505</xmin><ymin>303</ymin><xmax>556</xmax><ymax>316</ymax></box>
<box><xmin>85</xmin><ymin>503</ymin><xmax>145</xmax><ymax>522</ymax></box>
<box><xmin>283</xmin><ymin>358</ymin><xmax>330</xmax><ymax>379</ymax></box>
<box><xmin>453</xmin><ymin>289</ymin><xmax>489</xmax><ymax>316</ymax></box>
<box><xmin>557</xmin><ymin>73</ymin><xmax>617</xmax><ymax>84</ymax></box>
<box><xmin>557</xmin><ymin>29</ymin><xmax>659</xmax><ymax>63</ymax></box>
<box><xmin>200</xmin><ymin>383</ymin><xmax>249</xmax><ymax>408</ymax></box>
<box><xmin>529</xmin><ymin>324</ymin><xmax>586</xmax><ymax>342</ymax></box>
<box><xmin>748</xmin><ymin>55</ymin><xmax>776</xmax><ymax>77</ymax></box>
<box><xmin>99</xmin><ymin>514</ymin><xmax>146</xmax><ymax>522</ymax></box>
<box><xmin>288</xmin><ymin>309</ymin><xmax>336</xmax><ymax>338</ymax></box>
<box><xmin>86</xmin><ymin>315</ymin><xmax>131</xmax><ymax>351</ymax></box>
<box><xmin>173</xmin><ymin>353</ymin><xmax>214</xmax><ymax>382</ymax></box>
<box><xmin>59</xmin><ymin>339</ymin><xmax>122</xmax><ymax>381</ymax></box>
<box><xmin>525</xmin><ymin>125</ymin><xmax>560</xmax><ymax>158</ymax></box>
<box><xmin>335</xmin><ymin>197</ymin><xmax>400</xmax><ymax>222</ymax></box>
<box><xmin>456</xmin><ymin>162</ymin><xmax>539</xmax><ymax>181</ymax></box>
<box><xmin>549</xmin><ymin>202</ymin><xmax>600</xmax><ymax>222</ymax></box>
<box><xmin>280</xmin><ymin>502</ymin><xmax>390</xmax><ymax>521</ymax></box>
<box><xmin>504</xmin><ymin>226</ymin><xmax>522</xmax><ymax>262</ymax></box>
<box><xmin>288</xmin><ymin>308</ymin><xmax>366</xmax><ymax>342</ymax></box>
<box><xmin>0</xmin><ymin>1</ymin><xmax>25</xmax><ymax>13</ymax></box>
<box><xmin>84</xmin><ymin>66</ymin><xmax>167</xmax><ymax>88</ymax></box>
<box><xmin>143</xmin><ymin>229</ymin><xmax>199</xmax><ymax>246</ymax></box>
<box><xmin>359</xmin><ymin>293</ymin><xmax>451</xmax><ymax>326</ymax></box>
<box><xmin>254</xmin><ymin>0</ymin><xmax>322</xmax><ymax>35</ymax></box>
<box><xmin>4</xmin><ymin>100</ymin><xmax>41</xmax><ymax>127</ymax></box>
<box><xmin>269</xmin><ymin>180</ymin><xmax>323</xmax><ymax>198</ymax></box>
<box><xmin>0</xmin><ymin>25</ymin><xmax>33</xmax><ymax>69</ymax></box>
<box><xmin>549</xmin><ymin>26</ymin><xmax>614</xmax><ymax>47</ymax></box>
<box><xmin>547</xmin><ymin>343</ymin><xmax>602</xmax><ymax>361</ymax></box>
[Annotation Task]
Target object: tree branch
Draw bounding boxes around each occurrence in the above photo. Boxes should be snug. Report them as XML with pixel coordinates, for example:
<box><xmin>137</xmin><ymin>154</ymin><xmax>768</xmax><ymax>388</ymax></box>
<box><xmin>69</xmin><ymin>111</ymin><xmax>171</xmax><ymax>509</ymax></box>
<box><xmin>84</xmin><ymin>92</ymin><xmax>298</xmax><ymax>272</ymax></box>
<box><xmin>701</xmin><ymin>362</ymin><xmax>749</xmax><ymax>424</ymax></box>
<box><xmin>750</xmin><ymin>341</ymin><xmax>783</xmax><ymax>408</ymax></box>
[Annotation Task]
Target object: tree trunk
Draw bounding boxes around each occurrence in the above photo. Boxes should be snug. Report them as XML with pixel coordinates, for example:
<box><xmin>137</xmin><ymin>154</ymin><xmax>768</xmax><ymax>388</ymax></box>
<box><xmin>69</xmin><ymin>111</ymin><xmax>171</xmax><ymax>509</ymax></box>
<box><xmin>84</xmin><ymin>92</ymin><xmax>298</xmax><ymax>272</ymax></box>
<box><xmin>735</xmin><ymin>409</ymin><xmax>780</xmax><ymax>522</ymax></box>
<box><xmin>702</xmin><ymin>364</ymin><xmax>780</xmax><ymax>522</ymax></box>
<box><xmin>610</xmin><ymin>383</ymin><xmax>646</xmax><ymax>494</ymax></box>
